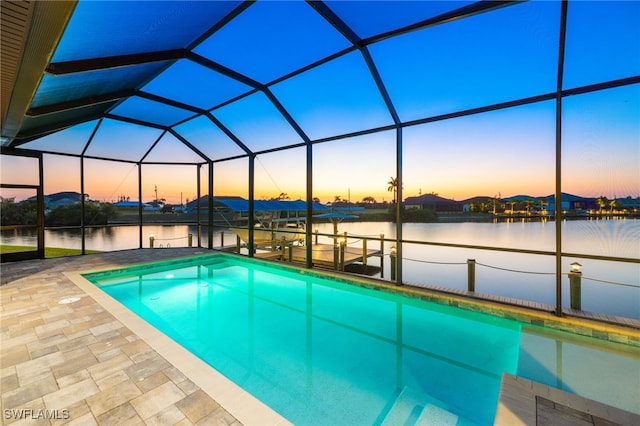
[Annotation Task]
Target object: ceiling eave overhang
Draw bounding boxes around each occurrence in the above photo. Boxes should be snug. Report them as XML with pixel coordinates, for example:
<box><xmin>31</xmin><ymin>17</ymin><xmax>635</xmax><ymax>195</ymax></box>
<box><xmin>1</xmin><ymin>0</ymin><xmax>77</xmax><ymax>147</ymax></box>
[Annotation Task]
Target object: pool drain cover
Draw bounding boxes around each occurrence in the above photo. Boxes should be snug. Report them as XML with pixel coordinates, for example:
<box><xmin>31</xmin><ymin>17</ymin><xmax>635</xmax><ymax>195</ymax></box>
<box><xmin>58</xmin><ymin>297</ymin><xmax>81</xmax><ymax>304</ymax></box>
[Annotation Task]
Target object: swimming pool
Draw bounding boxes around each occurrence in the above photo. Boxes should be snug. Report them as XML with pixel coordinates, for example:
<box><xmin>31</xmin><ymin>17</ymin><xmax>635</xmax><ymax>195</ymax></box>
<box><xmin>84</xmin><ymin>253</ymin><xmax>640</xmax><ymax>425</ymax></box>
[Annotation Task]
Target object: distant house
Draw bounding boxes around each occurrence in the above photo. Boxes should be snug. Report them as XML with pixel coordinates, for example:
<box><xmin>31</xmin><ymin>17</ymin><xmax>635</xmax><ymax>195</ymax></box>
<box><xmin>404</xmin><ymin>194</ymin><xmax>462</xmax><ymax>212</ymax></box>
<box><xmin>461</xmin><ymin>196</ymin><xmax>496</xmax><ymax>212</ymax></box>
<box><xmin>143</xmin><ymin>201</ymin><xmax>162</xmax><ymax>211</ymax></box>
<box><xmin>113</xmin><ymin>200</ymin><xmax>154</xmax><ymax>210</ymax></box>
<box><xmin>618</xmin><ymin>196</ymin><xmax>640</xmax><ymax>211</ymax></box>
<box><xmin>27</xmin><ymin>191</ymin><xmax>83</xmax><ymax>209</ymax></box>
<box><xmin>186</xmin><ymin>196</ymin><xmax>328</xmax><ymax>215</ymax></box>
<box><xmin>541</xmin><ymin>193</ymin><xmax>597</xmax><ymax>212</ymax></box>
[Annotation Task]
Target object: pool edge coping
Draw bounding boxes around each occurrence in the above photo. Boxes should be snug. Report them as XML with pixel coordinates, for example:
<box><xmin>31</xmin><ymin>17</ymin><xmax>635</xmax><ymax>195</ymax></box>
<box><xmin>65</xmin><ymin>269</ymin><xmax>293</xmax><ymax>426</ymax></box>
<box><xmin>495</xmin><ymin>373</ymin><xmax>640</xmax><ymax>426</ymax></box>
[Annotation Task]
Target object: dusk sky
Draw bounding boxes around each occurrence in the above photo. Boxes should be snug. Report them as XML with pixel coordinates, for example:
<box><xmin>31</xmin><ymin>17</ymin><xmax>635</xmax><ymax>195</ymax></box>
<box><xmin>2</xmin><ymin>0</ymin><xmax>638</xmax><ymax>205</ymax></box>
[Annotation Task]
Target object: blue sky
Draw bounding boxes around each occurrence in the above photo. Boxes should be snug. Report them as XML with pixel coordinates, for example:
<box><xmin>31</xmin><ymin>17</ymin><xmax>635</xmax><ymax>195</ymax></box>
<box><xmin>3</xmin><ymin>0</ymin><xmax>639</xmax><ymax>204</ymax></box>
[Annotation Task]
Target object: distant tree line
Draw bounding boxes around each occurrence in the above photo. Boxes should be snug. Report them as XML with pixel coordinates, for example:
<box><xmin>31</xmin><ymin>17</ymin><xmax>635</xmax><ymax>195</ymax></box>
<box><xmin>1</xmin><ymin>198</ymin><xmax>37</xmax><ymax>225</ymax></box>
<box><xmin>0</xmin><ymin>197</ymin><xmax>118</xmax><ymax>226</ymax></box>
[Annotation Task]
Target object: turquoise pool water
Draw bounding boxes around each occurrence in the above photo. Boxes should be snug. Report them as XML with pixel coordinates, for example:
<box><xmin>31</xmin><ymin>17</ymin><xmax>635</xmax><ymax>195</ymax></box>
<box><xmin>85</xmin><ymin>254</ymin><xmax>640</xmax><ymax>425</ymax></box>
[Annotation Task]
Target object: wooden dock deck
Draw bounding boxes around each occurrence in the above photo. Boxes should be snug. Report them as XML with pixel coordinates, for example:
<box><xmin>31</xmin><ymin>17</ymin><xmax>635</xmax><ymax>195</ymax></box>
<box><xmin>284</xmin><ymin>243</ymin><xmax>381</xmax><ymax>269</ymax></box>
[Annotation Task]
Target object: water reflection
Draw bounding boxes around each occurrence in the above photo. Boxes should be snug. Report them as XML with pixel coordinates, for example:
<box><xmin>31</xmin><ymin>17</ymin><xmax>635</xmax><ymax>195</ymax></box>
<box><xmin>2</xmin><ymin>220</ymin><xmax>638</xmax><ymax>319</ymax></box>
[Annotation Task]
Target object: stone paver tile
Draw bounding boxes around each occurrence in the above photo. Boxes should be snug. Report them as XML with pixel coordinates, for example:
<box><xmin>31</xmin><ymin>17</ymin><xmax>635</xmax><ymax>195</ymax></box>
<box><xmin>1</xmin><ymin>315</ymin><xmax>20</xmax><ymax>328</ymax></box>
<box><xmin>130</xmin><ymin>381</ymin><xmax>186</xmax><ymax>420</ymax></box>
<box><xmin>176</xmin><ymin>378</ymin><xmax>199</xmax><ymax>396</ymax></box>
<box><xmin>1</xmin><ymin>370</ymin><xmax>20</xmax><ymax>394</ymax></box>
<box><xmin>15</xmin><ymin>351</ymin><xmax>65</xmax><ymax>385</ymax></box>
<box><xmin>2</xmin><ymin>331</ymin><xmax>39</xmax><ymax>352</ymax></box>
<box><xmin>48</xmin><ymin>399</ymin><xmax>91</xmax><ymax>426</ymax></box>
<box><xmin>62</xmin><ymin>320</ymin><xmax>94</xmax><ymax>336</ymax></box>
<box><xmin>56</xmin><ymin>332</ymin><xmax>98</xmax><ymax>352</ymax></box>
<box><xmin>176</xmin><ymin>389</ymin><xmax>219</xmax><ymax>424</ymax></box>
<box><xmin>593</xmin><ymin>416</ymin><xmax>625</xmax><ymax>426</ymax></box>
<box><xmin>537</xmin><ymin>402</ymin><xmax>592</xmax><ymax>426</ymax></box>
<box><xmin>6</xmin><ymin>412</ymin><xmax>51</xmax><ymax>425</ymax></box>
<box><xmin>135</xmin><ymin>371</ymin><xmax>169</xmax><ymax>393</ymax></box>
<box><xmin>93</xmin><ymin>330</ymin><xmax>125</xmax><ymax>347</ymax></box>
<box><xmin>129</xmin><ymin>349</ymin><xmax>161</xmax><ymax>364</ymax></box>
<box><xmin>30</xmin><ymin>344</ymin><xmax>60</xmax><ymax>360</ymax></box>
<box><xmin>87</xmin><ymin>353</ymin><xmax>134</xmax><ymax>382</ymax></box>
<box><xmin>2</xmin><ymin>396</ymin><xmax>45</xmax><ymax>425</ymax></box>
<box><xmin>119</xmin><ymin>339</ymin><xmax>152</xmax><ymax>359</ymax></box>
<box><xmin>96</xmin><ymin>403</ymin><xmax>142</xmax><ymax>426</ymax></box>
<box><xmin>10</xmin><ymin>317</ymin><xmax>44</xmax><ymax>333</ymax></box>
<box><xmin>95</xmin><ymin>347</ymin><xmax>123</xmax><ymax>363</ymax></box>
<box><xmin>82</xmin><ymin>312</ymin><xmax>117</xmax><ymax>329</ymax></box>
<box><xmin>145</xmin><ymin>404</ymin><xmax>188</xmax><ymax>426</ymax></box>
<box><xmin>53</xmin><ymin>351</ymin><xmax>98</xmax><ymax>380</ymax></box>
<box><xmin>26</xmin><ymin>332</ymin><xmax>66</xmax><ymax>354</ymax></box>
<box><xmin>95</xmin><ymin>370</ymin><xmax>130</xmax><ymax>392</ymax></box>
<box><xmin>125</xmin><ymin>355</ymin><xmax>171</xmax><ymax>382</ymax></box>
<box><xmin>42</xmin><ymin>378</ymin><xmax>99</xmax><ymax>411</ymax></box>
<box><xmin>89</xmin><ymin>335</ymin><xmax>130</xmax><ymax>357</ymax></box>
<box><xmin>0</xmin><ymin>345</ymin><xmax>31</xmax><ymax>369</ymax></box>
<box><xmin>1</xmin><ymin>364</ymin><xmax>17</xmax><ymax>380</ymax></box>
<box><xmin>2</xmin><ymin>374</ymin><xmax>58</xmax><ymax>409</ymax></box>
<box><xmin>86</xmin><ymin>379</ymin><xmax>142</xmax><ymax>417</ymax></box>
<box><xmin>40</xmin><ymin>306</ymin><xmax>73</xmax><ymax>321</ymax></box>
<box><xmin>89</xmin><ymin>320</ymin><xmax>124</xmax><ymax>337</ymax></box>
<box><xmin>34</xmin><ymin>319</ymin><xmax>72</xmax><ymax>338</ymax></box>
<box><xmin>65</xmin><ymin>412</ymin><xmax>98</xmax><ymax>426</ymax></box>
<box><xmin>14</xmin><ymin>309</ymin><xmax>48</xmax><ymax>325</ymax></box>
<box><xmin>56</xmin><ymin>369</ymin><xmax>91</xmax><ymax>389</ymax></box>
<box><xmin>163</xmin><ymin>366</ymin><xmax>187</xmax><ymax>384</ymax></box>
<box><xmin>195</xmin><ymin>406</ymin><xmax>239</xmax><ymax>426</ymax></box>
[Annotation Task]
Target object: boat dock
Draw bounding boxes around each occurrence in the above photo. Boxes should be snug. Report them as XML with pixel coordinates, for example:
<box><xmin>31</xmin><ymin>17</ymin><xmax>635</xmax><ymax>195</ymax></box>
<box><xmin>293</xmin><ymin>243</ymin><xmax>381</xmax><ymax>270</ymax></box>
<box><xmin>254</xmin><ymin>242</ymin><xmax>382</xmax><ymax>272</ymax></box>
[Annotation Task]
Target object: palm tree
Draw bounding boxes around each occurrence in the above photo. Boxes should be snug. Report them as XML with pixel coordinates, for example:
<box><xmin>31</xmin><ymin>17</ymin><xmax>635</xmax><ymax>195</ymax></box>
<box><xmin>387</xmin><ymin>177</ymin><xmax>398</xmax><ymax>204</ymax></box>
<box><xmin>524</xmin><ymin>199</ymin><xmax>535</xmax><ymax>215</ymax></box>
<box><xmin>609</xmin><ymin>199</ymin><xmax>620</xmax><ymax>212</ymax></box>
<box><xmin>597</xmin><ymin>196</ymin><xmax>609</xmax><ymax>212</ymax></box>
<box><xmin>271</xmin><ymin>192</ymin><xmax>289</xmax><ymax>200</ymax></box>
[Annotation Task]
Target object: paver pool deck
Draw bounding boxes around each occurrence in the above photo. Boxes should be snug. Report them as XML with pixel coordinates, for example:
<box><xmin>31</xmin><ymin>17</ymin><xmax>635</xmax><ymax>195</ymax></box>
<box><xmin>1</xmin><ymin>248</ymin><xmax>638</xmax><ymax>425</ymax></box>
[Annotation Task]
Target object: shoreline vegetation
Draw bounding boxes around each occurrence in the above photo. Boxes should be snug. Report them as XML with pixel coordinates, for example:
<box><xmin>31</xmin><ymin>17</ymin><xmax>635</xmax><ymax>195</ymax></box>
<box><xmin>0</xmin><ymin>245</ymin><xmax>101</xmax><ymax>257</ymax></box>
<box><xmin>2</xmin><ymin>195</ymin><xmax>637</xmax><ymax>229</ymax></box>
<box><xmin>107</xmin><ymin>208</ymin><xmax>638</xmax><ymax>225</ymax></box>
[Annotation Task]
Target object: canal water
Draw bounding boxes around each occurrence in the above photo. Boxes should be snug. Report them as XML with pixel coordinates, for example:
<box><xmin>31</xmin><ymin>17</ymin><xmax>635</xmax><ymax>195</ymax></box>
<box><xmin>2</xmin><ymin>219</ymin><xmax>638</xmax><ymax>319</ymax></box>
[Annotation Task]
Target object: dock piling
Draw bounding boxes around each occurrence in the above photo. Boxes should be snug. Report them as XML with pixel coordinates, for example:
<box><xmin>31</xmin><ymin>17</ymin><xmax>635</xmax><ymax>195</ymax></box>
<box><xmin>362</xmin><ymin>239</ymin><xmax>367</xmax><ymax>272</ymax></box>
<box><xmin>390</xmin><ymin>245</ymin><xmax>397</xmax><ymax>281</ymax></box>
<box><xmin>569</xmin><ymin>262</ymin><xmax>582</xmax><ymax>310</ymax></box>
<box><xmin>380</xmin><ymin>233</ymin><xmax>385</xmax><ymax>278</ymax></box>
<box><xmin>467</xmin><ymin>259</ymin><xmax>476</xmax><ymax>292</ymax></box>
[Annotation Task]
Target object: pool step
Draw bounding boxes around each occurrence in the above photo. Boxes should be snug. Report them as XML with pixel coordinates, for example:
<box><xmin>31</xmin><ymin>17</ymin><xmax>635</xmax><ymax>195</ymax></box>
<box><xmin>380</xmin><ymin>386</ymin><xmax>458</xmax><ymax>426</ymax></box>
